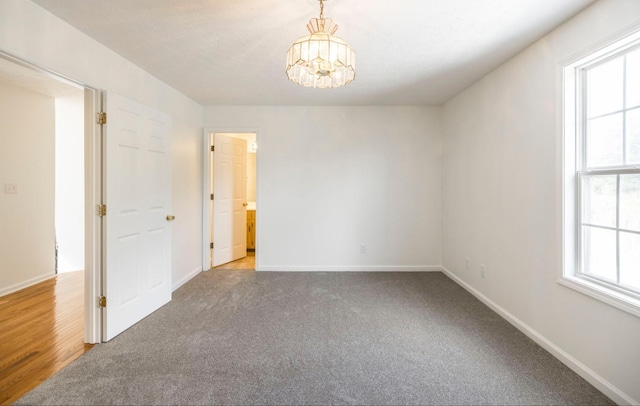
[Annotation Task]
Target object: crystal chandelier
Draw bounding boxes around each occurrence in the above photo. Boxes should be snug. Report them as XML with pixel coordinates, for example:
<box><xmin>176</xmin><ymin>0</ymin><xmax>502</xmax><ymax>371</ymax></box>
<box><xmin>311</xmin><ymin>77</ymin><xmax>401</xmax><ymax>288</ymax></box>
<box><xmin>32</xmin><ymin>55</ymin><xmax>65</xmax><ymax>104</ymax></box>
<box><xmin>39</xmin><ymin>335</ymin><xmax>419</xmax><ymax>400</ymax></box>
<box><xmin>285</xmin><ymin>0</ymin><xmax>356</xmax><ymax>88</ymax></box>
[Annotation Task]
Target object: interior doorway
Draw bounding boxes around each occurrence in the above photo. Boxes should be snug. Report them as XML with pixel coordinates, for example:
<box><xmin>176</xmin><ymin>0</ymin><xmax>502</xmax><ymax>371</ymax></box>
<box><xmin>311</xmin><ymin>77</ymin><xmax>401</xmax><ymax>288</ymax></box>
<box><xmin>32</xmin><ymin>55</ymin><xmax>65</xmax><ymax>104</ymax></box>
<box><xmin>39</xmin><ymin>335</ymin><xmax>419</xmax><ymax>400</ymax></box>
<box><xmin>203</xmin><ymin>131</ymin><xmax>258</xmax><ymax>271</ymax></box>
<box><xmin>0</xmin><ymin>51</ymin><xmax>101</xmax><ymax>344</ymax></box>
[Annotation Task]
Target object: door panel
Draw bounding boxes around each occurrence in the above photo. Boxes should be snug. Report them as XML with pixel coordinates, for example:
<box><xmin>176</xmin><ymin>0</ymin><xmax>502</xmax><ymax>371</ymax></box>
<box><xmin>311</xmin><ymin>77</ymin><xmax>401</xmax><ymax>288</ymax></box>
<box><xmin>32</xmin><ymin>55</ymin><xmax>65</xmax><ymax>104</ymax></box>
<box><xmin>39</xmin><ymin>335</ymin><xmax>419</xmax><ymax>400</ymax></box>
<box><xmin>212</xmin><ymin>134</ymin><xmax>232</xmax><ymax>266</ymax></box>
<box><xmin>103</xmin><ymin>92</ymin><xmax>172</xmax><ymax>341</ymax></box>
<box><xmin>212</xmin><ymin>134</ymin><xmax>247</xmax><ymax>267</ymax></box>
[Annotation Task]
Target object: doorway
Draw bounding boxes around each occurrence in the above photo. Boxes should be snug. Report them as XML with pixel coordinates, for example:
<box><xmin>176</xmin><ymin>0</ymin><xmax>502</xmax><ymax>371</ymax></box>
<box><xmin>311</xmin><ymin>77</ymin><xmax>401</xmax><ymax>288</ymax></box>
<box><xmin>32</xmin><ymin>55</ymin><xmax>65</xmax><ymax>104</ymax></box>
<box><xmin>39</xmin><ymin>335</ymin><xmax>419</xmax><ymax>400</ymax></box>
<box><xmin>0</xmin><ymin>51</ymin><xmax>102</xmax><ymax>401</ymax></box>
<box><xmin>202</xmin><ymin>130</ymin><xmax>259</xmax><ymax>271</ymax></box>
<box><xmin>0</xmin><ymin>51</ymin><xmax>176</xmax><ymax>346</ymax></box>
<box><xmin>0</xmin><ymin>51</ymin><xmax>101</xmax><ymax>344</ymax></box>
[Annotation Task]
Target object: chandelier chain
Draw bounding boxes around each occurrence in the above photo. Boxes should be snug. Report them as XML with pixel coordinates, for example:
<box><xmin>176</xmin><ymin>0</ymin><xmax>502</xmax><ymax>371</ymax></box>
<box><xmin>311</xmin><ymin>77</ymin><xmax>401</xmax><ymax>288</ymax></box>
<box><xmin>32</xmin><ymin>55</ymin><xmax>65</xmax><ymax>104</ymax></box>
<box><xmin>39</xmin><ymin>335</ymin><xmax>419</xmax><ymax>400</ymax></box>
<box><xmin>319</xmin><ymin>0</ymin><xmax>324</xmax><ymax>19</ymax></box>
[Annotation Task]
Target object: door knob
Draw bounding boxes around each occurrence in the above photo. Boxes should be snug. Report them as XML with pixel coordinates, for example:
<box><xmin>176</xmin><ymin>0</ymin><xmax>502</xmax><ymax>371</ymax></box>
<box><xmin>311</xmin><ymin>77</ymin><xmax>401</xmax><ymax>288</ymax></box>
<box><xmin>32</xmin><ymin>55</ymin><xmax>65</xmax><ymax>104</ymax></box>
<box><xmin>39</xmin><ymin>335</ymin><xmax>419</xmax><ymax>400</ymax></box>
<box><xmin>166</xmin><ymin>215</ymin><xmax>175</xmax><ymax>221</ymax></box>
<box><xmin>242</xmin><ymin>202</ymin><xmax>248</xmax><ymax>207</ymax></box>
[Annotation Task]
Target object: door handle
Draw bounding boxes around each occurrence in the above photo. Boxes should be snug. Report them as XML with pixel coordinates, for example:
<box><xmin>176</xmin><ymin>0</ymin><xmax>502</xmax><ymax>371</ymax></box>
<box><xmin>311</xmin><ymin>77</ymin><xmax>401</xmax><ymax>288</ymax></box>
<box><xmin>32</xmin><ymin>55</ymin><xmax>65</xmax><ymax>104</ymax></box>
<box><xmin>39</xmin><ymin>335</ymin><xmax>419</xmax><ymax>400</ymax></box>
<box><xmin>166</xmin><ymin>215</ymin><xmax>176</xmax><ymax>221</ymax></box>
<box><xmin>242</xmin><ymin>202</ymin><xmax>248</xmax><ymax>207</ymax></box>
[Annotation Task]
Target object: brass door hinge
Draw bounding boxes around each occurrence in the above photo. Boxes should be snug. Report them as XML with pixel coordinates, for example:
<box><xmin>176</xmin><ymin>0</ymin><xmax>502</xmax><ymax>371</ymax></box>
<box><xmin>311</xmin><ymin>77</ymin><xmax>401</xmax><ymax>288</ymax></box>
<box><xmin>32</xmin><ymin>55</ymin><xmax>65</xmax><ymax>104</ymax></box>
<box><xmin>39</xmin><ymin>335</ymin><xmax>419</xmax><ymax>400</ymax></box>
<box><xmin>210</xmin><ymin>194</ymin><xmax>214</xmax><ymax>200</ymax></box>
<box><xmin>97</xmin><ymin>204</ymin><xmax>107</xmax><ymax>217</ymax></box>
<box><xmin>211</xmin><ymin>145</ymin><xmax>215</xmax><ymax>152</ymax></box>
<box><xmin>210</xmin><ymin>242</ymin><xmax>214</xmax><ymax>249</ymax></box>
<box><xmin>98</xmin><ymin>296</ymin><xmax>107</xmax><ymax>308</ymax></box>
<box><xmin>96</xmin><ymin>112</ymin><xmax>107</xmax><ymax>125</ymax></box>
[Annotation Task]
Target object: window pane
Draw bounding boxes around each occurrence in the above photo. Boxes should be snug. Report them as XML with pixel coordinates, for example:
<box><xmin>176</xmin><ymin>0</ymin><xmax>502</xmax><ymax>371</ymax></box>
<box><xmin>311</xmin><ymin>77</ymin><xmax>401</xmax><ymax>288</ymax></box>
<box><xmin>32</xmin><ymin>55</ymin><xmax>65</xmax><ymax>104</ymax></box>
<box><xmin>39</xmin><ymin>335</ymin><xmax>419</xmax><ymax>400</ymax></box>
<box><xmin>628</xmin><ymin>108</ymin><xmax>640</xmax><ymax>164</ymax></box>
<box><xmin>587</xmin><ymin>113</ymin><xmax>623</xmax><ymax>167</ymax></box>
<box><xmin>583</xmin><ymin>175</ymin><xmax>617</xmax><ymax>227</ymax></box>
<box><xmin>620</xmin><ymin>174</ymin><xmax>640</xmax><ymax>232</ymax></box>
<box><xmin>627</xmin><ymin>48</ymin><xmax>640</xmax><ymax>109</ymax></box>
<box><xmin>620</xmin><ymin>232</ymin><xmax>640</xmax><ymax>291</ymax></box>
<box><xmin>582</xmin><ymin>226</ymin><xmax>617</xmax><ymax>282</ymax></box>
<box><xmin>587</xmin><ymin>57</ymin><xmax>623</xmax><ymax>117</ymax></box>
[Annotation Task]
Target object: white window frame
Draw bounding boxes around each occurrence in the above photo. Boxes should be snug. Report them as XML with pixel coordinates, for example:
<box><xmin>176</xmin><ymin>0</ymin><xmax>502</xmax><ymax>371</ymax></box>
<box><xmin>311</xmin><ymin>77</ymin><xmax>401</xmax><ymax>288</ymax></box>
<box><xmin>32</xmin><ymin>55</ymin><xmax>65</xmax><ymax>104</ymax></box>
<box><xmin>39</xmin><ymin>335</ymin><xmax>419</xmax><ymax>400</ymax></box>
<box><xmin>560</xmin><ymin>26</ymin><xmax>640</xmax><ymax>318</ymax></box>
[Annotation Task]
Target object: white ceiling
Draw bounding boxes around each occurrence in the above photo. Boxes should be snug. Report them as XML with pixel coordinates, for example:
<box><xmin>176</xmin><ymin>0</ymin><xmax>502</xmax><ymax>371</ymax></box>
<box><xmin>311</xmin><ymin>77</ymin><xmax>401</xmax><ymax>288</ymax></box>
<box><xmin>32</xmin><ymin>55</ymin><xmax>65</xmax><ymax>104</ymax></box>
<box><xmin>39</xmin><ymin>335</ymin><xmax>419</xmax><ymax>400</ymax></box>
<box><xmin>31</xmin><ymin>0</ymin><xmax>596</xmax><ymax>106</ymax></box>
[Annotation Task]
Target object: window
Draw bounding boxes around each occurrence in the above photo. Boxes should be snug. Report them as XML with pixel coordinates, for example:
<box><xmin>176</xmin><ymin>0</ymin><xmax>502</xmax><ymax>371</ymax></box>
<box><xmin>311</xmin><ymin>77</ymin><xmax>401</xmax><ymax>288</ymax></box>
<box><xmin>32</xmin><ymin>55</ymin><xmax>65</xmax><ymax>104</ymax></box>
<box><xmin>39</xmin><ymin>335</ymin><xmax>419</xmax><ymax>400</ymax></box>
<box><xmin>561</xmin><ymin>28</ymin><xmax>640</xmax><ymax>317</ymax></box>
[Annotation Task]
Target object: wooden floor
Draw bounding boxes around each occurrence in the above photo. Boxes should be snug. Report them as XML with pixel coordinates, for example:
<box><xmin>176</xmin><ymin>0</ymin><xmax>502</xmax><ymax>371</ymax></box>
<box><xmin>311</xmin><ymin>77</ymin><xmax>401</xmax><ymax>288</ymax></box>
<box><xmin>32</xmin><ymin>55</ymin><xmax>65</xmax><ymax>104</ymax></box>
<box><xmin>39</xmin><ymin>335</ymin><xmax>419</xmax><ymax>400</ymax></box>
<box><xmin>213</xmin><ymin>251</ymin><xmax>255</xmax><ymax>270</ymax></box>
<box><xmin>0</xmin><ymin>271</ymin><xmax>93</xmax><ymax>405</ymax></box>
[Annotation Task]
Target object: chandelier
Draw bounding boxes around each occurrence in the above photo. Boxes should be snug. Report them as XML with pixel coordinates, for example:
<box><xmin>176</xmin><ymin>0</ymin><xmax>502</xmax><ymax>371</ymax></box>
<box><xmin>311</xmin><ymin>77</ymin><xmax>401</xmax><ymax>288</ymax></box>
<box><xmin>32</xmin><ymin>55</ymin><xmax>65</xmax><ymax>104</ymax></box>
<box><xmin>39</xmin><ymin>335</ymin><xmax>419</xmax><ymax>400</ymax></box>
<box><xmin>285</xmin><ymin>0</ymin><xmax>356</xmax><ymax>88</ymax></box>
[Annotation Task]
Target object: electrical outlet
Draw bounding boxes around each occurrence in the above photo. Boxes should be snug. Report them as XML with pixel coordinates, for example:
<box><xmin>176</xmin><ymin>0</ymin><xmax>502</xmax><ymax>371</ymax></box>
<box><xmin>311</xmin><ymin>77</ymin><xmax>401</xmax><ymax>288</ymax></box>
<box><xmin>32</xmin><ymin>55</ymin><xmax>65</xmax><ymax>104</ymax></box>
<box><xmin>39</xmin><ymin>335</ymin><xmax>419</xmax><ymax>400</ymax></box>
<box><xmin>360</xmin><ymin>244</ymin><xmax>367</xmax><ymax>254</ymax></box>
<box><xmin>465</xmin><ymin>257</ymin><xmax>470</xmax><ymax>270</ymax></box>
<box><xmin>4</xmin><ymin>183</ymin><xmax>17</xmax><ymax>194</ymax></box>
<box><xmin>480</xmin><ymin>264</ymin><xmax>486</xmax><ymax>278</ymax></box>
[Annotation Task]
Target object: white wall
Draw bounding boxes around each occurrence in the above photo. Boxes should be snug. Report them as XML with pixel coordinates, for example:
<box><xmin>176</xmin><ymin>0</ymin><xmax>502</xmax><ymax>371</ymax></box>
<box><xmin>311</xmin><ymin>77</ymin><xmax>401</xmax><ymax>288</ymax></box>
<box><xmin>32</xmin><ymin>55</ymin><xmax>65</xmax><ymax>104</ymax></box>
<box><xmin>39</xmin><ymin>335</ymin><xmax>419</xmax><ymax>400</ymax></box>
<box><xmin>442</xmin><ymin>0</ymin><xmax>640</xmax><ymax>403</ymax></box>
<box><xmin>0</xmin><ymin>81</ymin><xmax>55</xmax><ymax>295</ymax></box>
<box><xmin>55</xmin><ymin>96</ymin><xmax>84</xmax><ymax>273</ymax></box>
<box><xmin>0</xmin><ymin>0</ymin><xmax>204</xmax><ymax>290</ymax></box>
<box><xmin>204</xmin><ymin>106</ymin><xmax>442</xmax><ymax>271</ymax></box>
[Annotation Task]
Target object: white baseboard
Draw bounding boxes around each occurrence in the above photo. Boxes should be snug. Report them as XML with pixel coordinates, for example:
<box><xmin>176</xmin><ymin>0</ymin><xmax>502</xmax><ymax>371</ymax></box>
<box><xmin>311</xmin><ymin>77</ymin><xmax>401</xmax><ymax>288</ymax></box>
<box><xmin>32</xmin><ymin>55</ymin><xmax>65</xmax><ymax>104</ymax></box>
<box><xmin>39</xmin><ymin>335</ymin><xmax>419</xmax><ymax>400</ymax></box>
<box><xmin>257</xmin><ymin>265</ymin><xmax>441</xmax><ymax>272</ymax></box>
<box><xmin>172</xmin><ymin>266</ymin><xmax>202</xmax><ymax>292</ymax></box>
<box><xmin>441</xmin><ymin>266</ymin><xmax>636</xmax><ymax>406</ymax></box>
<box><xmin>0</xmin><ymin>273</ymin><xmax>55</xmax><ymax>297</ymax></box>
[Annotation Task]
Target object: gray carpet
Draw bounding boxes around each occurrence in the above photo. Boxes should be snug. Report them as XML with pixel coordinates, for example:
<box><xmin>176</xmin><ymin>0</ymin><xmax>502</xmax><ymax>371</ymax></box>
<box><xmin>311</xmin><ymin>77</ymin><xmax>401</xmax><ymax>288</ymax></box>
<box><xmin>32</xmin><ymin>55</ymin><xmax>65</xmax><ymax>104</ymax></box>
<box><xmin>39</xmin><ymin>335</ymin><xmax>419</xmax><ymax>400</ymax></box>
<box><xmin>17</xmin><ymin>271</ymin><xmax>613</xmax><ymax>405</ymax></box>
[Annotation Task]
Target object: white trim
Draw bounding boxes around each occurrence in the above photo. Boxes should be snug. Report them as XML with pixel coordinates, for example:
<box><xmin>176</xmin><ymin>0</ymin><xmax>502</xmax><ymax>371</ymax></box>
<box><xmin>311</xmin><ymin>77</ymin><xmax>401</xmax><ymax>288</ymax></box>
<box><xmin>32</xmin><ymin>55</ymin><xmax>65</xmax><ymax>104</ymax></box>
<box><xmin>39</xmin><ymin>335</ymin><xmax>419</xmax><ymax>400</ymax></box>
<box><xmin>558</xmin><ymin>276</ymin><xmax>640</xmax><ymax>318</ymax></box>
<box><xmin>257</xmin><ymin>265</ymin><xmax>441</xmax><ymax>272</ymax></box>
<box><xmin>84</xmin><ymin>87</ymin><xmax>102</xmax><ymax>344</ymax></box>
<box><xmin>172</xmin><ymin>267</ymin><xmax>203</xmax><ymax>292</ymax></box>
<box><xmin>201</xmin><ymin>130</ymin><xmax>211</xmax><ymax>271</ymax></box>
<box><xmin>559</xmin><ymin>21</ymin><xmax>640</xmax><ymax>69</ymax></box>
<box><xmin>559</xmin><ymin>24</ymin><xmax>640</xmax><ymax>321</ymax></box>
<box><xmin>441</xmin><ymin>267</ymin><xmax>636</xmax><ymax>406</ymax></box>
<box><xmin>0</xmin><ymin>274</ymin><xmax>55</xmax><ymax>297</ymax></box>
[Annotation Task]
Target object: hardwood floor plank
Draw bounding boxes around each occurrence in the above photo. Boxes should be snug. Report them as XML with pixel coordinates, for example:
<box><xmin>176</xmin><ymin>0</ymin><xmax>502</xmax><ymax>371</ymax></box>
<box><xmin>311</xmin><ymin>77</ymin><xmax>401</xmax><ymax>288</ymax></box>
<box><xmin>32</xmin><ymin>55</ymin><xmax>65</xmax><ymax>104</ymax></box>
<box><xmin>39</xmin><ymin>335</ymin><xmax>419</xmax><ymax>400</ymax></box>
<box><xmin>0</xmin><ymin>271</ymin><xmax>93</xmax><ymax>405</ymax></box>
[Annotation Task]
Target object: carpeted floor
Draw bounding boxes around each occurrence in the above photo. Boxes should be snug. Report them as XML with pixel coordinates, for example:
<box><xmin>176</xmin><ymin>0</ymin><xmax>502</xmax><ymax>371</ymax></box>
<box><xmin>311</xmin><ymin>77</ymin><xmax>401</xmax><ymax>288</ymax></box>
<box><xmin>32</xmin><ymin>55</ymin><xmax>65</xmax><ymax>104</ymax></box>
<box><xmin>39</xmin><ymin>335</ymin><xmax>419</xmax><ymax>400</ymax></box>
<box><xmin>17</xmin><ymin>270</ymin><xmax>613</xmax><ymax>405</ymax></box>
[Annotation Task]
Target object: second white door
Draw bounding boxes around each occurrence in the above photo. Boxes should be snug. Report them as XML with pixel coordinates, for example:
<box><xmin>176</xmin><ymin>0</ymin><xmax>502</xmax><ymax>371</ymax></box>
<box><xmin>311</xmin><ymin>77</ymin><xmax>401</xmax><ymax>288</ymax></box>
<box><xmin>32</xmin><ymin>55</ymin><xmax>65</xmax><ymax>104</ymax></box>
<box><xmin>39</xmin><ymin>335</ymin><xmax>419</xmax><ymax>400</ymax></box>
<box><xmin>212</xmin><ymin>134</ymin><xmax>247</xmax><ymax>267</ymax></box>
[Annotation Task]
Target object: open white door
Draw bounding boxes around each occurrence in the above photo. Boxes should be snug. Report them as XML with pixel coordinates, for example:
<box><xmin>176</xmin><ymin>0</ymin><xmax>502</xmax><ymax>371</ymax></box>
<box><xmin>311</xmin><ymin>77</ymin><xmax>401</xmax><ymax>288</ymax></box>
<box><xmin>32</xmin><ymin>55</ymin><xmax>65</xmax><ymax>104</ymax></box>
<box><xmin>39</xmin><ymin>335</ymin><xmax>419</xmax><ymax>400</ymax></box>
<box><xmin>212</xmin><ymin>134</ymin><xmax>247</xmax><ymax>267</ymax></box>
<box><xmin>231</xmin><ymin>137</ymin><xmax>248</xmax><ymax>260</ymax></box>
<box><xmin>103</xmin><ymin>92</ymin><xmax>172</xmax><ymax>341</ymax></box>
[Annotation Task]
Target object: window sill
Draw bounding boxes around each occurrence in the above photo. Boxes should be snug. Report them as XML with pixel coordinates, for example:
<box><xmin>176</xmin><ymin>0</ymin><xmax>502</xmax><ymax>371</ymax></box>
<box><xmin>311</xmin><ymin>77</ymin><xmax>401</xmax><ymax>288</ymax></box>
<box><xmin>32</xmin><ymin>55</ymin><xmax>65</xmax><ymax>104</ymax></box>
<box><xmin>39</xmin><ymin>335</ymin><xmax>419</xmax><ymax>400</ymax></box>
<box><xmin>559</xmin><ymin>275</ymin><xmax>640</xmax><ymax>318</ymax></box>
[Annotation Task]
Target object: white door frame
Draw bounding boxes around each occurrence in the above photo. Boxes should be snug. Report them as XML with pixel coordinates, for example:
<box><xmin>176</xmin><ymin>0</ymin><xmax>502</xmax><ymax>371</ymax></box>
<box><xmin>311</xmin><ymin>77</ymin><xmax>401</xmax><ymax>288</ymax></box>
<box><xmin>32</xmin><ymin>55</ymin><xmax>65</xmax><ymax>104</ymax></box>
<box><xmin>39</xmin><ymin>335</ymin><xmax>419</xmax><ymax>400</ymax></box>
<box><xmin>84</xmin><ymin>86</ymin><xmax>102</xmax><ymax>344</ymax></box>
<box><xmin>202</xmin><ymin>128</ymin><xmax>261</xmax><ymax>271</ymax></box>
<box><xmin>0</xmin><ymin>51</ymin><xmax>103</xmax><ymax>344</ymax></box>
